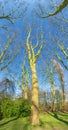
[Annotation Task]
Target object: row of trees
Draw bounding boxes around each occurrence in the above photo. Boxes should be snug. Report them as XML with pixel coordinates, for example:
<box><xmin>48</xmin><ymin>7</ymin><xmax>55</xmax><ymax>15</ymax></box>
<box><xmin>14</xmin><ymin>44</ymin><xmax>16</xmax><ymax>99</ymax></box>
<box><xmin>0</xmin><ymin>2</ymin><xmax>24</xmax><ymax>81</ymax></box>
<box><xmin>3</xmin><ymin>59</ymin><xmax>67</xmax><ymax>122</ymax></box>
<box><xmin>0</xmin><ymin>31</ymin><xmax>67</xmax><ymax>124</ymax></box>
<box><xmin>1</xmin><ymin>29</ymin><xmax>66</xmax><ymax>125</ymax></box>
<box><xmin>25</xmin><ymin>30</ymin><xmax>68</xmax><ymax>125</ymax></box>
<box><xmin>0</xmin><ymin>89</ymin><xmax>68</xmax><ymax>120</ymax></box>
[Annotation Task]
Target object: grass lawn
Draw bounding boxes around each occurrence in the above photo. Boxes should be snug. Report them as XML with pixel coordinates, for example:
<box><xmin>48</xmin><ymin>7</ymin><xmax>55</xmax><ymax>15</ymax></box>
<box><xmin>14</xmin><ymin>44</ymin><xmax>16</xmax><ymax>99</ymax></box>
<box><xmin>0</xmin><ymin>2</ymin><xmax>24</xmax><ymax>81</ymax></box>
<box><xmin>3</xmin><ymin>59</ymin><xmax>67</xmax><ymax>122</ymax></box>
<box><xmin>0</xmin><ymin>112</ymin><xmax>68</xmax><ymax>130</ymax></box>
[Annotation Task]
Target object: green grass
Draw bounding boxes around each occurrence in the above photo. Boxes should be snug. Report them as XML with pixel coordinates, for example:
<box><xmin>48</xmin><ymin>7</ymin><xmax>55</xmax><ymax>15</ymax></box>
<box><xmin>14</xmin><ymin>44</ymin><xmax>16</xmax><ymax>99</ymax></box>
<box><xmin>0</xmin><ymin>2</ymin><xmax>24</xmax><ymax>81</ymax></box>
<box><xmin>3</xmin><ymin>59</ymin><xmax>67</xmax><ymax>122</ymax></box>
<box><xmin>0</xmin><ymin>112</ymin><xmax>68</xmax><ymax>130</ymax></box>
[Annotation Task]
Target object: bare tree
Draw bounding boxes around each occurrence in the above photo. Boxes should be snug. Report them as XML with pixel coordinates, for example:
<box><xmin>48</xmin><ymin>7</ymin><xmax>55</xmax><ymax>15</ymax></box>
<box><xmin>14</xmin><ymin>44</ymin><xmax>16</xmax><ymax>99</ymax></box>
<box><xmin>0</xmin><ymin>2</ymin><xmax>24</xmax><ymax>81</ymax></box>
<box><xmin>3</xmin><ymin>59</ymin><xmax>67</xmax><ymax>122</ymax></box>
<box><xmin>55</xmin><ymin>89</ymin><xmax>63</xmax><ymax>111</ymax></box>
<box><xmin>7</xmin><ymin>57</ymin><xmax>30</xmax><ymax>100</ymax></box>
<box><xmin>0</xmin><ymin>35</ymin><xmax>19</xmax><ymax>71</ymax></box>
<box><xmin>49</xmin><ymin>67</ymin><xmax>55</xmax><ymax>112</ymax></box>
<box><xmin>52</xmin><ymin>59</ymin><xmax>66</xmax><ymax>110</ymax></box>
<box><xmin>56</xmin><ymin>44</ymin><xmax>68</xmax><ymax>71</ymax></box>
<box><xmin>0</xmin><ymin>0</ymin><xmax>27</xmax><ymax>30</ymax></box>
<box><xmin>21</xmin><ymin>59</ymin><xmax>29</xmax><ymax>100</ymax></box>
<box><xmin>50</xmin><ymin>32</ymin><xmax>68</xmax><ymax>71</ymax></box>
<box><xmin>0</xmin><ymin>1</ymin><xmax>26</xmax><ymax>69</ymax></box>
<box><xmin>0</xmin><ymin>78</ymin><xmax>15</xmax><ymax>98</ymax></box>
<box><xmin>26</xmin><ymin>29</ymin><xmax>45</xmax><ymax>125</ymax></box>
<box><xmin>42</xmin><ymin>65</ymin><xmax>55</xmax><ymax>112</ymax></box>
<box><xmin>0</xmin><ymin>0</ymin><xmax>27</xmax><ymax>22</ymax></box>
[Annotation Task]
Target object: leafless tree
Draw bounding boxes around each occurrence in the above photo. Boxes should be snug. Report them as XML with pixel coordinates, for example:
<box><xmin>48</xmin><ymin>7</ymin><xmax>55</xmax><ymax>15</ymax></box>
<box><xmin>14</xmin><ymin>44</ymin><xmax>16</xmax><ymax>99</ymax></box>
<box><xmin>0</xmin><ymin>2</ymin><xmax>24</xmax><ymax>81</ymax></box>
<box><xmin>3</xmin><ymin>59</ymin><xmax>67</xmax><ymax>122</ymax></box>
<box><xmin>26</xmin><ymin>28</ymin><xmax>45</xmax><ymax>125</ymax></box>
<box><xmin>52</xmin><ymin>59</ymin><xmax>66</xmax><ymax>110</ymax></box>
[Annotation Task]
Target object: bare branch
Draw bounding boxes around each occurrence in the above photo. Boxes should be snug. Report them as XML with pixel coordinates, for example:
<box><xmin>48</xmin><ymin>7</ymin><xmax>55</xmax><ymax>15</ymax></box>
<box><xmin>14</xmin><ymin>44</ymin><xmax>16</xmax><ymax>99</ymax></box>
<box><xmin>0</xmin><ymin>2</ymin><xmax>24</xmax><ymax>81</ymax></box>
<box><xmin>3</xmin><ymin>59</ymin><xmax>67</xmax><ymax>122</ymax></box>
<box><xmin>26</xmin><ymin>29</ymin><xmax>32</xmax><ymax>60</ymax></box>
<box><xmin>0</xmin><ymin>2</ymin><xmax>27</xmax><ymax>23</ymax></box>
<box><xmin>0</xmin><ymin>39</ymin><xmax>14</xmax><ymax>61</ymax></box>
<box><xmin>58</xmin><ymin>44</ymin><xmax>68</xmax><ymax>60</ymax></box>
<box><xmin>32</xmin><ymin>41</ymin><xmax>38</xmax><ymax>50</ymax></box>
<box><xmin>56</xmin><ymin>54</ymin><xmax>68</xmax><ymax>70</ymax></box>
<box><xmin>0</xmin><ymin>49</ymin><xmax>19</xmax><ymax>71</ymax></box>
<box><xmin>0</xmin><ymin>15</ymin><xmax>13</xmax><ymax>23</ymax></box>
<box><xmin>35</xmin><ymin>34</ymin><xmax>45</xmax><ymax>60</ymax></box>
<box><xmin>37</xmin><ymin>0</ymin><xmax>68</xmax><ymax>18</ymax></box>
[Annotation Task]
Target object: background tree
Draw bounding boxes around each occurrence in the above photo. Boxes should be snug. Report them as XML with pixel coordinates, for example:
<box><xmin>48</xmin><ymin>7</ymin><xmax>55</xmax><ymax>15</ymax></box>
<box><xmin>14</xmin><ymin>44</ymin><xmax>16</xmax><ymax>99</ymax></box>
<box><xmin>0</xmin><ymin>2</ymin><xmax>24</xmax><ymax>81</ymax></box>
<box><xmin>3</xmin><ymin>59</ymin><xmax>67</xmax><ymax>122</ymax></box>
<box><xmin>55</xmin><ymin>89</ymin><xmax>63</xmax><ymax>111</ymax></box>
<box><xmin>21</xmin><ymin>60</ymin><xmax>29</xmax><ymax>100</ymax></box>
<box><xmin>52</xmin><ymin>59</ymin><xmax>66</xmax><ymax>110</ymax></box>
<box><xmin>6</xmin><ymin>57</ymin><xmax>30</xmax><ymax>100</ymax></box>
<box><xmin>56</xmin><ymin>45</ymin><xmax>68</xmax><ymax>71</ymax></box>
<box><xmin>50</xmin><ymin>32</ymin><xmax>68</xmax><ymax>71</ymax></box>
<box><xmin>49</xmin><ymin>67</ymin><xmax>55</xmax><ymax>112</ymax></box>
<box><xmin>0</xmin><ymin>35</ymin><xmax>20</xmax><ymax>71</ymax></box>
<box><xmin>0</xmin><ymin>0</ymin><xmax>27</xmax><ymax>29</ymax></box>
<box><xmin>41</xmin><ymin>64</ymin><xmax>56</xmax><ymax>112</ymax></box>
<box><xmin>0</xmin><ymin>78</ymin><xmax>16</xmax><ymax>98</ymax></box>
<box><xmin>39</xmin><ymin>89</ymin><xmax>47</xmax><ymax>112</ymax></box>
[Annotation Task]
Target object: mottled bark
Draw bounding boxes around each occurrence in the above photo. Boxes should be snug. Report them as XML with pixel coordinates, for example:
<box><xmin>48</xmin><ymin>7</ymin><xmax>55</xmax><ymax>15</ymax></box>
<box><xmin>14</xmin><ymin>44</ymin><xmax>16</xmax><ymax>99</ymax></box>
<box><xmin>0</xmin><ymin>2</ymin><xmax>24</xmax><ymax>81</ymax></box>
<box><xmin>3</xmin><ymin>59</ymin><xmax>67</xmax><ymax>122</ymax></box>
<box><xmin>30</xmin><ymin>64</ymin><xmax>39</xmax><ymax>125</ymax></box>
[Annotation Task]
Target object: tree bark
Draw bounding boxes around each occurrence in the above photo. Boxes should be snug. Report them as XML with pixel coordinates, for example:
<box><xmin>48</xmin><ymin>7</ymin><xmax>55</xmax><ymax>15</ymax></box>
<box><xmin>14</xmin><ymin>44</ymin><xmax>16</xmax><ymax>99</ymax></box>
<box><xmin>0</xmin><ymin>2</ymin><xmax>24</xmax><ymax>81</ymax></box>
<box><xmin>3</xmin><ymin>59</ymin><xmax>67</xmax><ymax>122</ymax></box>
<box><xmin>49</xmin><ymin>67</ymin><xmax>55</xmax><ymax>112</ymax></box>
<box><xmin>30</xmin><ymin>64</ymin><xmax>39</xmax><ymax>125</ymax></box>
<box><xmin>60</xmin><ymin>77</ymin><xmax>66</xmax><ymax>111</ymax></box>
<box><xmin>51</xmin><ymin>88</ymin><xmax>55</xmax><ymax>112</ymax></box>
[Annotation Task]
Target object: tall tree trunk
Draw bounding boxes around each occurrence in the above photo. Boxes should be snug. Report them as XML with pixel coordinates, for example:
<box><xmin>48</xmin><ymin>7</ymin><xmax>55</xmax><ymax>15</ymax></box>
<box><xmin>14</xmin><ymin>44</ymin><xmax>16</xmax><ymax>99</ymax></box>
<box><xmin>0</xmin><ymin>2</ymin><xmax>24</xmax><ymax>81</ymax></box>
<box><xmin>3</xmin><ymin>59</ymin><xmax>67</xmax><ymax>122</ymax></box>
<box><xmin>60</xmin><ymin>77</ymin><xmax>66</xmax><ymax>111</ymax></box>
<box><xmin>50</xmin><ymin>67</ymin><xmax>55</xmax><ymax>112</ymax></box>
<box><xmin>30</xmin><ymin>64</ymin><xmax>39</xmax><ymax>125</ymax></box>
<box><xmin>52</xmin><ymin>60</ymin><xmax>66</xmax><ymax>111</ymax></box>
<box><xmin>51</xmin><ymin>87</ymin><xmax>55</xmax><ymax>112</ymax></box>
<box><xmin>63</xmin><ymin>93</ymin><xmax>66</xmax><ymax>111</ymax></box>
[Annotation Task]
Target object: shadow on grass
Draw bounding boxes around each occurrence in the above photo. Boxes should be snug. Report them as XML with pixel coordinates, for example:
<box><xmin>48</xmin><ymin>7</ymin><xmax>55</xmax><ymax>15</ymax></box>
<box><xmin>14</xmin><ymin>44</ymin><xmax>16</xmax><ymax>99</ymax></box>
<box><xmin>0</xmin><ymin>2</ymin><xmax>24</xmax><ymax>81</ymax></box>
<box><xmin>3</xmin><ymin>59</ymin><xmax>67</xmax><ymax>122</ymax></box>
<box><xmin>40</xmin><ymin>119</ymin><xmax>57</xmax><ymax>130</ymax></box>
<box><xmin>49</xmin><ymin>112</ymin><xmax>68</xmax><ymax>125</ymax></box>
<box><xmin>58</xmin><ymin>112</ymin><xmax>68</xmax><ymax>116</ymax></box>
<box><xmin>22</xmin><ymin>123</ymin><xmax>32</xmax><ymax>130</ymax></box>
<box><xmin>23</xmin><ymin>122</ymin><xmax>46</xmax><ymax>130</ymax></box>
<box><xmin>0</xmin><ymin>117</ymin><xmax>18</xmax><ymax>126</ymax></box>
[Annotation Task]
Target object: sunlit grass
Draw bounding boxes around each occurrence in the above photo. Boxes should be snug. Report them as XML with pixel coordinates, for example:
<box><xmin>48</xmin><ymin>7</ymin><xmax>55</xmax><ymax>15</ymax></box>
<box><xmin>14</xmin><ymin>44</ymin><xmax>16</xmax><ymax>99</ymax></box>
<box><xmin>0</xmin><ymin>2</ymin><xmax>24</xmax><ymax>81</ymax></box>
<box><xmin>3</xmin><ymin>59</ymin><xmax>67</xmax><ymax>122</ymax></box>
<box><xmin>0</xmin><ymin>112</ymin><xmax>68</xmax><ymax>130</ymax></box>
<box><xmin>39</xmin><ymin>112</ymin><xmax>68</xmax><ymax>130</ymax></box>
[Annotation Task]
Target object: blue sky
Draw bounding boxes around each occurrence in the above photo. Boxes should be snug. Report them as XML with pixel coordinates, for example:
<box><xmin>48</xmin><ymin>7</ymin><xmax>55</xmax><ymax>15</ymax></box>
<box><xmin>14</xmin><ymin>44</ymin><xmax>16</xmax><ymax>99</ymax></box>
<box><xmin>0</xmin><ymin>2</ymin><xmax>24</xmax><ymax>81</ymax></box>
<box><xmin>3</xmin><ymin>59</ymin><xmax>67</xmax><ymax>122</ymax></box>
<box><xmin>0</xmin><ymin>0</ymin><xmax>68</xmax><ymax>96</ymax></box>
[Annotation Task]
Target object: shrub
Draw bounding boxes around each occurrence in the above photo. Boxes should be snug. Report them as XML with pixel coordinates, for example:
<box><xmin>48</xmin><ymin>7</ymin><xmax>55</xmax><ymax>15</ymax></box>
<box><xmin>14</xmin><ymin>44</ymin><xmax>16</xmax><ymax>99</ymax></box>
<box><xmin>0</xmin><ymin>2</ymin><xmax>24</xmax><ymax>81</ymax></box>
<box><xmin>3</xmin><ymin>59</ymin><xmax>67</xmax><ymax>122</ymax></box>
<box><xmin>1</xmin><ymin>98</ymin><xmax>14</xmax><ymax>117</ymax></box>
<box><xmin>1</xmin><ymin>98</ymin><xmax>31</xmax><ymax>118</ymax></box>
<box><xmin>18</xmin><ymin>99</ymin><xmax>31</xmax><ymax>117</ymax></box>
